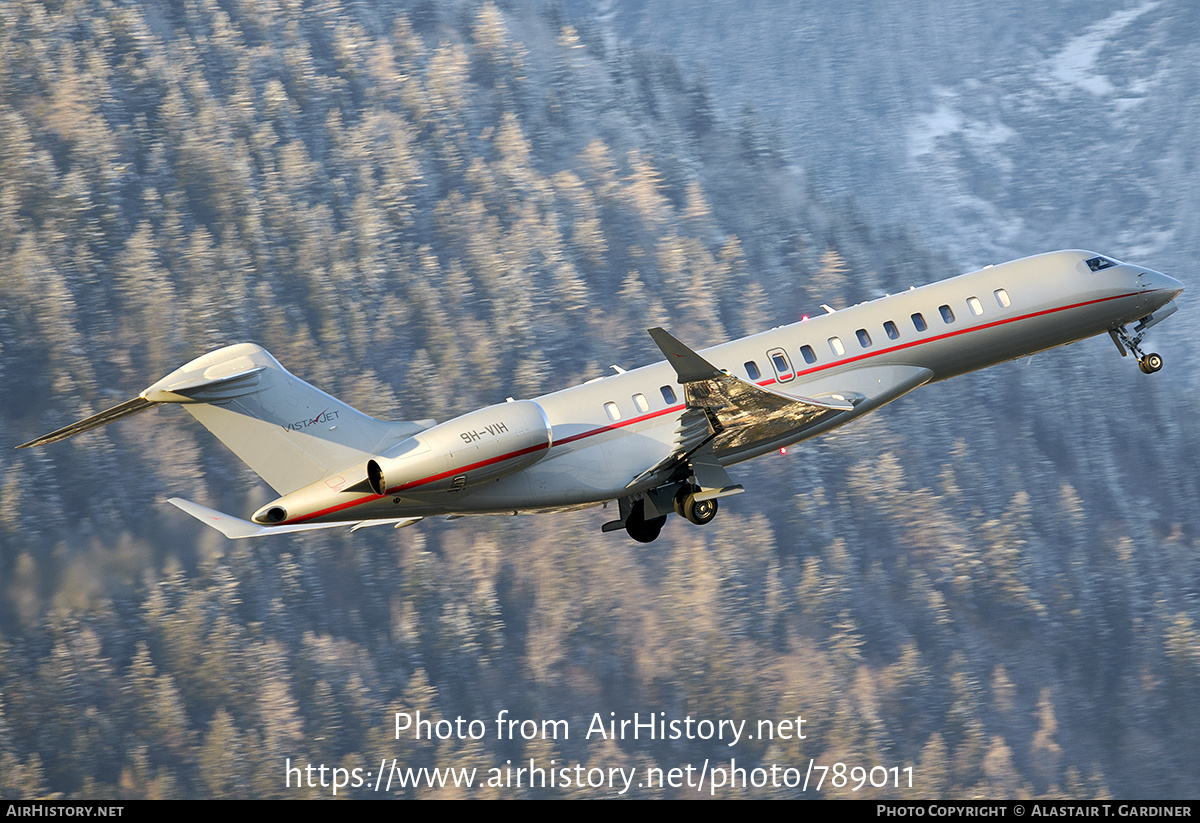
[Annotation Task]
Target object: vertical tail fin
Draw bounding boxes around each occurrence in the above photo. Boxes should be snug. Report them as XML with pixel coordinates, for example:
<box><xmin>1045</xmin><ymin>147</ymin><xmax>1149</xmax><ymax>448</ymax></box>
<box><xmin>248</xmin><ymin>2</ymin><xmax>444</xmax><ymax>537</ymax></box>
<box><xmin>19</xmin><ymin>343</ymin><xmax>433</xmax><ymax>495</ymax></box>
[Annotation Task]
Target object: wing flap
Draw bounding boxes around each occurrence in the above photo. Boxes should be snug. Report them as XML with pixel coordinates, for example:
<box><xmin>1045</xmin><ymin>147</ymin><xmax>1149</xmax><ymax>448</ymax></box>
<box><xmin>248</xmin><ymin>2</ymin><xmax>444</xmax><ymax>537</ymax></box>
<box><xmin>688</xmin><ymin>441</ymin><xmax>745</xmax><ymax>500</ymax></box>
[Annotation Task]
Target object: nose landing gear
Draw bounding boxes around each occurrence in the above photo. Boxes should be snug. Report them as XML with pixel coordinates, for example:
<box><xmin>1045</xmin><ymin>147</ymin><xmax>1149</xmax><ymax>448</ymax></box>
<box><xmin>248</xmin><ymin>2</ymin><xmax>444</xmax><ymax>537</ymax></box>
<box><xmin>1109</xmin><ymin>325</ymin><xmax>1163</xmax><ymax>374</ymax></box>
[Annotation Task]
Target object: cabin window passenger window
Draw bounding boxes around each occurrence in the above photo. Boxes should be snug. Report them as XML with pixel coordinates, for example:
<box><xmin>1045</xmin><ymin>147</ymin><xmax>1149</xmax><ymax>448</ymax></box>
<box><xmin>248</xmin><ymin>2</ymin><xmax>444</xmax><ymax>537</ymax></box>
<box><xmin>661</xmin><ymin>386</ymin><xmax>677</xmax><ymax>405</ymax></box>
<box><xmin>939</xmin><ymin>304</ymin><xmax>955</xmax><ymax>324</ymax></box>
<box><xmin>856</xmin><ymin>328</ymin><xmax>872</xmax><ymax>348</ymax></box>
<box><xmin>995</xmin><ymin>288</ymin><xmax>1011</xmax><ymax>308</ymax></box>
<box><xmin>745</xmin><ymin>361</ymin><xmax>761</xmax><ymax>381</ymax></box>
<box><xmin>604</xmin><ymin>402</ymin><xmax>621</xmax><ymax>422</ymax></box>
<box><xmin>912</xmin><ymin>313</ymin><xmax>927</xmax><ymax>332</ymax></box>
<box><xmin>800</xmin><ymin>345</ymin><xmax>817</xmax><ymax>364</ymax></box>
<box><xmin>967</xmin><ymin>296</ymin><xmax>984</xmax><ymax>316</ymax></box>
<box><xmin>769</xmin><ymin>350</ymin><xmax>793</xmax><ymax>380</ymax></box>
<box><xmin>884</xmin><ymin>320</ymin><xmax>900</xmax><ymax>340</ymax></box>
<box><xmin>829</xmin><ymin>337</ymin><xmax>845</xmax><ymax>356</ymax></box>
<box><xmin>633</xmin><ymin>393</ymin><xmax>649</xmax><ymax>413</ymax></box>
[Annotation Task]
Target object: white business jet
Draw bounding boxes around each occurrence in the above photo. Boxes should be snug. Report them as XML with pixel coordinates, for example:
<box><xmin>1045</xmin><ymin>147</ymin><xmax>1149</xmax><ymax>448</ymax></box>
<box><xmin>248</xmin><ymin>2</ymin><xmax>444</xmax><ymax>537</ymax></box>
<box><xmin>18</xmin><ymin>250</ymin><xmax>1183</xmax><ymax>543</ymax></box>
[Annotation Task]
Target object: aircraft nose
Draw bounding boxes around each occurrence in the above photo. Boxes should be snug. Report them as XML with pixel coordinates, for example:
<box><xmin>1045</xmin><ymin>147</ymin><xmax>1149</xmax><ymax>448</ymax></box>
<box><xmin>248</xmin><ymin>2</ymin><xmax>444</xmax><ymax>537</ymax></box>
<box><xmin>1145</xmin><ymin>269</ymin><xmax>1185</xmax><ymax>301</ymax></box>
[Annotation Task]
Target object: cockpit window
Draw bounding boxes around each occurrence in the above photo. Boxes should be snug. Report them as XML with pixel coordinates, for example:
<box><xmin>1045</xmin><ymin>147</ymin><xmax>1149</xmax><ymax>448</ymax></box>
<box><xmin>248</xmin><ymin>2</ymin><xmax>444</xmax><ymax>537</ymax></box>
<box><xmin>1085</xmin><ymin>256</ymin><xmax>1118</xmax><ymax>272</ymax></box>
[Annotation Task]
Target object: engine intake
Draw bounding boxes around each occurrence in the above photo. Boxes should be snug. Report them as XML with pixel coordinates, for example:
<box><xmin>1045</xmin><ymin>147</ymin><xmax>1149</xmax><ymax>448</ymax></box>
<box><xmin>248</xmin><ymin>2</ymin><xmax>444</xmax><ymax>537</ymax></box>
<box><xmin>252</xmin><ymin>505</ymin><xmax>287</xmax><ymax>525</ymax></box>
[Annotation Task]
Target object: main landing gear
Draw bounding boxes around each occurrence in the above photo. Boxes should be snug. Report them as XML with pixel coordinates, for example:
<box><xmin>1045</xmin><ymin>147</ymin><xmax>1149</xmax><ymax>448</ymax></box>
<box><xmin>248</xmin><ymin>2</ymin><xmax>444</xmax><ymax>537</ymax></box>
<box><xmin>674</xmin><ymin>483</ymin><xmax>718</xmax><ymax>525</ymax></box>
<box><xmin>624</xmin><ymin>499</ymin><xmax>667</xmax><ymax>544</ymax></box>
<box><xmin>606</xmin><ymin>481</ymin><xmax>724</xmax><ymax>542</ymax></box>
<box><xmin>1109</xmin><ymin>324</ymin><xmax>1164</xmax><ymax>374</ymax></box>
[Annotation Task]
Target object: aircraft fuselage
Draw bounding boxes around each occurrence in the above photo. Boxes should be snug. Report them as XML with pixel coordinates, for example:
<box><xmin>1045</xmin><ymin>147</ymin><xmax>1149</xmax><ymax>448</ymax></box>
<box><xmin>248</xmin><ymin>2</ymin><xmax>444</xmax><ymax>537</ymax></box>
<box><xmin>18</xmin><ymin>248</ymin><xmax>1182</xmax><ymax>541</ymax></box>
<box><xmin>278</xmin><ymin>249</ymin><xmax>1183</xmax><ymax>524</ymax></box>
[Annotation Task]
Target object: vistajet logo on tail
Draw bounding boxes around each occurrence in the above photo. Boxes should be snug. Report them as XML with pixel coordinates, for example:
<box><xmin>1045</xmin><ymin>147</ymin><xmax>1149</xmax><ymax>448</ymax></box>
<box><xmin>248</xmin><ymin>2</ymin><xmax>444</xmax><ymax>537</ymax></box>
<box><xmin>283</xmin><ymin>409</ymin><xmax>341</xmax><ymax>432</ymax></box>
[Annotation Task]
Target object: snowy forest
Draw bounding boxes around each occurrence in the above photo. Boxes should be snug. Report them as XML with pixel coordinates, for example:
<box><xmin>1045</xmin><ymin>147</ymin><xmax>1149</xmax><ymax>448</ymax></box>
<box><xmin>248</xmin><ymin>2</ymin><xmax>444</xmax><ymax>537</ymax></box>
<box><xmin>1</xmin><ymin>0</ymin><xmax>1198</xmax><ymax>799</ymax></box>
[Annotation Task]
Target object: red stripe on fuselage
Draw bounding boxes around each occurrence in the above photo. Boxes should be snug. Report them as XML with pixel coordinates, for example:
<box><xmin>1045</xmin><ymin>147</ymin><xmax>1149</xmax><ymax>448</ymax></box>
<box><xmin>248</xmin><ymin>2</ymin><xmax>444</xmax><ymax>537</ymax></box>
<box><xmin>785</xmin><ymin>290</ymin><xmax>1142</xmax><ymax>379</ymax></box>
<box><xmin>284</xmin><ymin>441</ymin><xmax>551</xmax><ymax>524</ymax></box>
<box><xmin>282</xmin><ymin>289</ymin><xmax>1145</xmax><ymax>526</ymax></box>
<box><xmin>555</xmin><ymin>405</ymin><xmax>684</xmax><ymax>446</ymax></box>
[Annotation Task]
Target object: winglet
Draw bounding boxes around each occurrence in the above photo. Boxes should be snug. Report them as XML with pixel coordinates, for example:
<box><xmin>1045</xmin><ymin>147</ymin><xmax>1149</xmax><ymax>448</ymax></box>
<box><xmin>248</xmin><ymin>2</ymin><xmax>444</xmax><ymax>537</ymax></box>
<box><xmin>647</xmin><ymin>328</ymin><xmax>722</xmax><ymax>383</ymax></box>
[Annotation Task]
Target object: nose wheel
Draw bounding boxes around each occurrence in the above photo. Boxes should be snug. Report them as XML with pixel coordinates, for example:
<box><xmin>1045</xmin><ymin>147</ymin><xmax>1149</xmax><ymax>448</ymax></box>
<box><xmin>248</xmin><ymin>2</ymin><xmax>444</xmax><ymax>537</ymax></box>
<box><xmin>1110</xmin><ymin>325</ymin><xmax>1164</xmax><ymax>374</ymax></box>
<box><xmin>1139</xmin><ymin>352</ymin><xmax>1163</xmax><ymax>374</ymax></box>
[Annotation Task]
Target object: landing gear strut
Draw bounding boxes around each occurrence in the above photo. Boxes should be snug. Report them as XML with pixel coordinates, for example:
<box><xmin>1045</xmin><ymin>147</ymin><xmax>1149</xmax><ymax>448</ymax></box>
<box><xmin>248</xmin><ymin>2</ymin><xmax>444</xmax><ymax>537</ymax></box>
<box><xmin>1110</xmin><ymin>325</ymin><xmax>1163</xmax><ymax>374</ymax></box>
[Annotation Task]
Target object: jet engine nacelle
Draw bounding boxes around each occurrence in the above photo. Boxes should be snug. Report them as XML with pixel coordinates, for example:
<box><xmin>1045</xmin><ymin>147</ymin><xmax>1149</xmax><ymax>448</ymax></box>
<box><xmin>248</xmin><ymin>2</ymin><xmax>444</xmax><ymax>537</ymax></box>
<box><xmin>249</xmin><ymin>400</ymin><xmax>553</xmax><ymax>525</ymax></box>
<box><xmin>366</xmin><ymin>399</ymin><xmax>552</xmax><ymax>496</ymax></box>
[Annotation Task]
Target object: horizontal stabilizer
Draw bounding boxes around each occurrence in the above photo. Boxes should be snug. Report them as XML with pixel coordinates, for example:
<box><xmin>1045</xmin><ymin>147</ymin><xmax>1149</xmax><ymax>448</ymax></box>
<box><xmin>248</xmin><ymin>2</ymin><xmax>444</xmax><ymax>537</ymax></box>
<box><xmin>16</xmin><ymin>396</ymin><xmax>158</xmax><ymax>449</ymax></box>
<box><xmin>168</xmin><ymin>497</ymin><xmax>420</xmax><ymax>539</ymax></box>
<box><xmin>144</xmin><ymin>365</ymin><xmax>266</xmax><ymax>403</ymax></box>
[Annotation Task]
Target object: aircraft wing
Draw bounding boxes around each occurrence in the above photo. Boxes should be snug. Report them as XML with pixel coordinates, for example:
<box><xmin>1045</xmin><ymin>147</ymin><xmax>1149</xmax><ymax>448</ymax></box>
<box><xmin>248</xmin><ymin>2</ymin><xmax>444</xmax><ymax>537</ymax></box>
<box><xmin>634</xmin><ymin>328</ymin><xmax>855</xmax><ymax>488</ymax></box>
<box><xmin>680</xmin><ymin>363</ymin><xmax>854</xmax><ymax>451</ymax></box>
<box><xmin>167</xmin><ymin>497</ymin><xmax>420</xmax><ymax>539</ymax></box>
